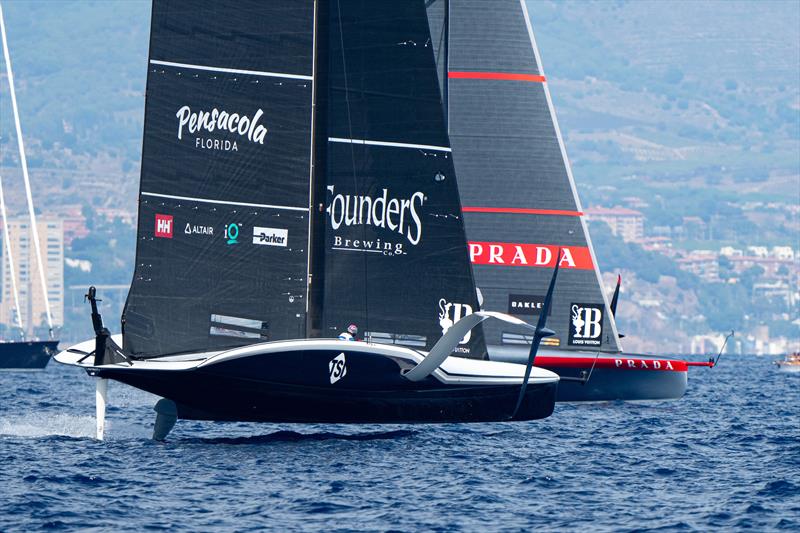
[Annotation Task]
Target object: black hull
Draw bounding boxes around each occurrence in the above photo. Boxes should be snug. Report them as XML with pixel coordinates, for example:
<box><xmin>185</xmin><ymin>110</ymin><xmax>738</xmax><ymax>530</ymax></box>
<box><xmin>547</xmin><ymin>365</ymin><xmax>687</xmax><ymax>402</ymax></box>
<box><xmin>0</xmin><ymin>340</ymin><xmax>58</xmax><ymax>370</ymax></box>
<box><xmin>98</xmin><ymin>368</ymin><xmax>556</xmax><ymax>423</ymax></box>
<box><xmin>490</xmin><ymin>349</ymin><xmax>689</xmax><ymax>402</ymax></box>
<box><xmin>93</xmin><ymin>343</ymin><xmax>558</xmax><ymax>424</ymax></box>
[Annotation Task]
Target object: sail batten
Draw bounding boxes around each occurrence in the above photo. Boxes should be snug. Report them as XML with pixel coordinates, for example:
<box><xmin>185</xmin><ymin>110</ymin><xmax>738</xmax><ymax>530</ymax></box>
<box><xmin>149</xmin><ymin>59</ymin><xmax>313</xmax><ymax>81</ymax></box>
<box><xmin>140</xmin><ymin>192</ymin><xmax>310</xmax><ymax>212</ymax></box>
<box><xmin>328</xmin><ymin>137</ymin><xmax>453</xmax><ymax>152</ymax></box>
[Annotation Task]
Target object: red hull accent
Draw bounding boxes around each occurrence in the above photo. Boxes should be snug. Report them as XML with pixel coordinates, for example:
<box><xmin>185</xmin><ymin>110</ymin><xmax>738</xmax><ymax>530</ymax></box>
<box><xmin>536</xmin><ymin>355</ymin><xmax>688</xmax><ymax>372</ymax></box>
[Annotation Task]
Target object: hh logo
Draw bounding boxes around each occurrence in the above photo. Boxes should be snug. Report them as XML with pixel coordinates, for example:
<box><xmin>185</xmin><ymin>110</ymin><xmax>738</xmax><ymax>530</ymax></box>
<box><xmin>568</xmin><ymin>303</ymin><xmax>603</xmax><ymax>347</ymax></box>
<box><xmin>329</xmin><ymin>353</ymin><xmax>347</xmax><ymax>384</ymax></box>
<box><xmin>155</xmin><ymin>214</ymin><xmax>173</xmax><ymax>238</ymax></box>
<box><xmin>438</xmin><ymin>298</ymin><xmax>473</xmax><ymax>344</ymax></box>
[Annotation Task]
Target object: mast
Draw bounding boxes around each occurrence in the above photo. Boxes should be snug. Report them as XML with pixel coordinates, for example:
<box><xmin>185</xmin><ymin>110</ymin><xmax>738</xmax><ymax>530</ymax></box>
<box><xmin>443</xmin><ymin>0</ymin><xmax>449</xmax><ymax>132</ymax></box>
<box><xmin>307</xmin><ymin>0</ymin><xmax>330</xmax><ymax>338</ymax></box>
<box><xmin>0</xmin><ymin>175</ymin><xmax>24</xmax><ymax>339</ymax></box>
<box><xmin>0</xmin><ymin>4</ymin><xmax>54</xmax><ymax>338</ymax></box>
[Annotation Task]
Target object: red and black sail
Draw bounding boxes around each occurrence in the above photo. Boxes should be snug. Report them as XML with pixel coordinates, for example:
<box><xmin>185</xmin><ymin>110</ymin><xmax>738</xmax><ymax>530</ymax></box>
<box><xmin>429</xmin><ymin>0</ymin><xmax>623</xmax><ymax>353</ymax></box>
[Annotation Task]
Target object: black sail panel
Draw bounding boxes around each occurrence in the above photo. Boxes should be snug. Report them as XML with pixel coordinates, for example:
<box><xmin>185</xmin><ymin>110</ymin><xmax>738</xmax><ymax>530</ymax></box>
<box><xmin>123</xmin><ymin>0</ymin><xmax>315</xmax><ymax>357</ymax></box>
<box><xmin>438</xmin><ymin>0</ymin><xmax>622</xmax><ymax>353</ymax></box>
<box><xmin>322</xmin><ymin>0</ymin><xmax>486</xmax><ymax>358</ymax></box>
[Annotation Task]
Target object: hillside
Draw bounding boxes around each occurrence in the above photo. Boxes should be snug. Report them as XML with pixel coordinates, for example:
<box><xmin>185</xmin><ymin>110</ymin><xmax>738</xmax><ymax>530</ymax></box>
<box><xmin>0</xmin><ymin>0</ymin><xmax>797</xmax><ymax>349</ymax></box>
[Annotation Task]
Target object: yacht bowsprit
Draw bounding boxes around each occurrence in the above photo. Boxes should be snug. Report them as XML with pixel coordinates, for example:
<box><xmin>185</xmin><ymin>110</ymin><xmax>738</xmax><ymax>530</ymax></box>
<box><xmin>55</xmin><ymin>0</ymin><xmax>560</xmax><ymax>440</ymax></box>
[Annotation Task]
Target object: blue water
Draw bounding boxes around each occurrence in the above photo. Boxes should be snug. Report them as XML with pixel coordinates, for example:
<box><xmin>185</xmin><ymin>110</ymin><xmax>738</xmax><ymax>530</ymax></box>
<box><xmin>1</xmin><ymin>356</ymin><xmax>798</xmax><ymax>531</ymax></box>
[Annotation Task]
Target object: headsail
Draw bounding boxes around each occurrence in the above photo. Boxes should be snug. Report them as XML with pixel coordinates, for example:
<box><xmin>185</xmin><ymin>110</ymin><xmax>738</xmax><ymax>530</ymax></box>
<box><xmin>430</xmin><ymin>0</ymin><xmax>622</xmax><ymax>353</ymax></box>
<box><xmin>123</xmin><ymin>0</ymin><xmax>316</xmax><ymax>357</ymax></box>
<box><xmin>321</xmin><ymin>0</ymin><xmax>486</xmax><ymax>357</ymax></box>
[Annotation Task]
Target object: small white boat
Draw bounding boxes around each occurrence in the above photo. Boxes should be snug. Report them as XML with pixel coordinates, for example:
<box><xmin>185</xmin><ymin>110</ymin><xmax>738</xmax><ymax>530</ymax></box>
<box><xmin>776</xmin><ymin>353</ymin><xmax>800</xmax><ymax>373</ymax></box>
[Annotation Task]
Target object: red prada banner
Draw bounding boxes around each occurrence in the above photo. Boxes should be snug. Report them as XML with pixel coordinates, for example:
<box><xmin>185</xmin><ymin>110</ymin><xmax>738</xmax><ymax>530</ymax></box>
<box><xmin>469</xmin><ymin>242</ymin><xmax>594</xmax><ymax>270</ymax></box>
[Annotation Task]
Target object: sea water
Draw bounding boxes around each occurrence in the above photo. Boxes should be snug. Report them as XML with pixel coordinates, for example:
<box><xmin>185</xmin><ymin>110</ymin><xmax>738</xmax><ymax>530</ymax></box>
<box><xmin>1</xmin><ymin>355</ymin><xmax>798</xmax><ymax>531</ymax></box>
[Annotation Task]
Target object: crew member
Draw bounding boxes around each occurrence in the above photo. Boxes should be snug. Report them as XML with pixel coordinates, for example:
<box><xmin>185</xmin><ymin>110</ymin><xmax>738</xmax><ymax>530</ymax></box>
<box><xmin>338</xmin><ymin>324</ymin><xmax>359</xmax><ymax>341</ymax></box>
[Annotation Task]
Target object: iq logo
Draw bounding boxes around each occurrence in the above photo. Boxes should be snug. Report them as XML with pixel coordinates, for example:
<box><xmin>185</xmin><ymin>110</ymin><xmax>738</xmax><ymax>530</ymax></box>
<box><xmin>224</xmin><ymin>223</ymin><xmax>241</xmax><ymax>245</ymax></box>
<box><xmin>155</xmin><ymin>214</ymin><xmax>173</xmax><ymax>238</ymax></box>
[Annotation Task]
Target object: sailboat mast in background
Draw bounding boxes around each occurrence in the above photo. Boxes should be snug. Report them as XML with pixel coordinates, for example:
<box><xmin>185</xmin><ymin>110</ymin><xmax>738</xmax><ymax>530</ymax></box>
<box><xmin>0</xmin><ymin>2</ymin><xmax>55</xmax><ymax>339</ymax></box>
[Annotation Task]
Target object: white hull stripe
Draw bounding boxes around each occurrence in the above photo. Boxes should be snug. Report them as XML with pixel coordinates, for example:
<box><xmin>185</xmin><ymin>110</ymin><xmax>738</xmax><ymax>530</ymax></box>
<box><xmin>150</xmin><ymin>59</ymin><xmax>313</xmax><ymax>81</ymax></box>
<box><xmin>329</xmin><ymin>137</ymin><xmax>452</xmax><ymax>152</ymax></box>
<box><xmin>141</xmin><ymin>192</ymin><xmax>309</xmax><ymax>212</ymax></box>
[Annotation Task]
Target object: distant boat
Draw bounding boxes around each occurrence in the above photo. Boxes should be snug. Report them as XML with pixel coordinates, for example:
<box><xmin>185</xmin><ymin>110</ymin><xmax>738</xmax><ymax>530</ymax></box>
<box><xmin>0</xmin><ymin>4</ymin><xmax>58</xmax><ymax>369</ymax></box>
<box><xmin>56</xmin><ymin>0</ymin><xmax>562</xmax><ymax>441</ymax></box>
<box><xmin>426</xmin><ymin>0</ymin><xmax>714</xmax><ymax>401</ymax></box>
<box><xmin>775</xmin><ymin>352</ymin><xmax>800</xmax><ymax>373</ymax></box>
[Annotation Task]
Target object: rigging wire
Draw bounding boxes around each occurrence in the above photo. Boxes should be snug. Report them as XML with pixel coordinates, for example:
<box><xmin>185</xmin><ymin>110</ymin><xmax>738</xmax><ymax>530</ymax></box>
<box><xmin>0</xmin><ymin>175</ymin><xmax>24</xmax><ymax>338</ymax></box>
<box><xmin>335</xmin><ymin>0</ymin><xmax>370</xmax><ymax>339</ymax></box>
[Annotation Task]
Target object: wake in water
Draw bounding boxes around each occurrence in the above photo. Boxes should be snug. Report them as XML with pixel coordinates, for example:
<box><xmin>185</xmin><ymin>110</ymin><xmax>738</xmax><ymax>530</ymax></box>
<box><xmin>192</xmin><ymin>429</ymin><xmax>417</xmax><ymax>445</ymax></box>
<box><xmin>0</xmin><ymin>413</ymin><xmax>96</xmax><ymax>439</ymax></box>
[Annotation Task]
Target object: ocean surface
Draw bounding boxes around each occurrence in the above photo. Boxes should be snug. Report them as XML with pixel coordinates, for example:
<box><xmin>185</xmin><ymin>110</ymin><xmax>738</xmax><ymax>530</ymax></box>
<box><xmin>1</xmin><ymin>355</ymin><xmax>798</xmax><ymax>531</ymax></box>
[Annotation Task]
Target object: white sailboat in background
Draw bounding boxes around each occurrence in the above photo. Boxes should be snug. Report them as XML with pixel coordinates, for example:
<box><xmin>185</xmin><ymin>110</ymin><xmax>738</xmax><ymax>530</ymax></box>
<box><xmin>0</xmin><ymin>3</ymin><xmax>59</xmax><ymax>369</ymax></box>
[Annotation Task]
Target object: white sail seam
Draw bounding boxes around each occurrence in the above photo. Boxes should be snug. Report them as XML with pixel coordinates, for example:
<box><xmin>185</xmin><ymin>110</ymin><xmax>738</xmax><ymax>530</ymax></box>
<box><xmin>141</xmin><ymin>192</ymin><xmax>309</xmax><ymax>212</ymax></box>
<box><xmin>149</xmin><ymin>59</ymin><xmax>313</xmax><ymax>81</ymax></box>
<box><xmin>328</xmin><ymin>137</ymin><xmax>452</xmax><ymax>152</ymax></box>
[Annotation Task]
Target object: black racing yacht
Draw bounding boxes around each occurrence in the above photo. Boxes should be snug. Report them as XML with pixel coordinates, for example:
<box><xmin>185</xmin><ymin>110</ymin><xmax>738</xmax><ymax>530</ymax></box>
<box><xmin>56</xmin><ymin>0</ymin><xmax>561</xmax><ymax>440</ymax></box>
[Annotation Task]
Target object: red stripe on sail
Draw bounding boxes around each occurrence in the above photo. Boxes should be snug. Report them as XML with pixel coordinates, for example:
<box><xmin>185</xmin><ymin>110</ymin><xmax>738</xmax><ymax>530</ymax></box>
<box><xmin>468</xmin><ymin>242</ymin><xmax>594</xmax><ymax>270</ymax></box>
<box><xmin>448</xmin><ymin>71</ymin><xmax>547</xmax><ymax>82</ymax></box>
<box><xmin>536</xmin><ymin>356</ymin><xmax>688</xmax><ymax>372</ymax></box>
<box><xmin>463</xmin><ymin>206</ymin><xmax>583</xmax><ymax>216</ymax></box>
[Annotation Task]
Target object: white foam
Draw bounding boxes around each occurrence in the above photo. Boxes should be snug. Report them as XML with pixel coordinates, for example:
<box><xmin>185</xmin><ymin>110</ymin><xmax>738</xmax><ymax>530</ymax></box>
<box><xmin>0</xmin><ymin>413</ymin><xmax>97</xmax><ymax>438</ymax></box>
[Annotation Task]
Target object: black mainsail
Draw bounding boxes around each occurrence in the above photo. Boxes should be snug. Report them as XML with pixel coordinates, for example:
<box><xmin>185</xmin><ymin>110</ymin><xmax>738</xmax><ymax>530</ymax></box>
<box><xmin>123</xmin><ymin>0</ymin><xmax>316</xmax><ymax>357</ymax></box>
<box><xmin>321</xmin><ymin>0</ymin><xmax>486</xmax><ymax>357</ymax></box>
<box><xmin>429</xmin><ymin>0</ymin><xmax>623</xmax><ymax>354</ymax></box>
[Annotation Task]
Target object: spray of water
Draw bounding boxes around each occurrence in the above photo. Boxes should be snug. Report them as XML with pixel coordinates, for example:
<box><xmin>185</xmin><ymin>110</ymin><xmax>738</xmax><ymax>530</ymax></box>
<box><xmin>0</xmin><ymin>413</ymin><xmax>97</xmax><ymax>438</ymax></box>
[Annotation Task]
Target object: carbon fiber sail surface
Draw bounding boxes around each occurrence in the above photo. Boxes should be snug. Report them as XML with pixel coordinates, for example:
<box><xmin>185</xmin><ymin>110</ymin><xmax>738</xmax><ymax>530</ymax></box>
<box><xmin>321</xmin><ymin>0</ymin><xmax>486</xmax><ymax>358</ymax></box>
<box><xmin>123</xmin><ymin>0</ymin><xmax>315</xmax><ymax>357</ymax></box>
<box><xmin>429</xmin><ymin>0</ymin><xmax>622</xmax><ymax>353</ymax></box>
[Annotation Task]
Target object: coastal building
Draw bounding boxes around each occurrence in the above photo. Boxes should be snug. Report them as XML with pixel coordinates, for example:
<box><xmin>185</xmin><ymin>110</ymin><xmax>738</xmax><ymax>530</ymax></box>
<box><xmin>585</xmin><ymin>206</ymin><xmax>645</xmax><ymax>242</ymax></box>
<box><xmin>0</xmin><ymin>216</ymin><xmax>64</xmax><ymax>337</ymax></box>
<box><xmin>676</xmin><ymin>250</ymin><xmax>719</xmax><ymax>282</ymax></box>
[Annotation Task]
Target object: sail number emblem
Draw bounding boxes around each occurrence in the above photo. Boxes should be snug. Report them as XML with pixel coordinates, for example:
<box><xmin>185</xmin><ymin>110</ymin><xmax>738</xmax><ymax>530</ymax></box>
<box><xmin>155</xmin><ymin>214</ymin><xmax>173</xmax><ymax>239</ymax></box>
<box><xmin>568</xmin><ymin>303</ymin><xmax>604</xmax><ymax>347</ymax></box>
<box><xmin>329</xmin><ymin>353</ymin><xmax>347</xmax><ymax>384</ymax></box>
